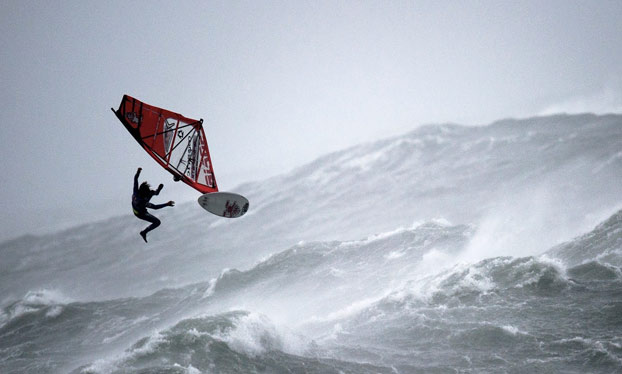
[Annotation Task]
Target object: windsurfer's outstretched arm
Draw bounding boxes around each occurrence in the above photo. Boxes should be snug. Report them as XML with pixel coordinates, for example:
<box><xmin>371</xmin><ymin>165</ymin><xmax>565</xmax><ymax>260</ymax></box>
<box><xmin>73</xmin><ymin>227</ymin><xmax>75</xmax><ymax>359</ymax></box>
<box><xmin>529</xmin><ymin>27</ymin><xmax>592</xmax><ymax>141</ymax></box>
<box><xmin>147</xmin><ymin>201</ymin><xmax>175</xmax><ymax>210</ymax></box>
<box><xmin>134</xmin><ymin>167</ymin><xmax>142</xmax><ymax>194</ymax></box>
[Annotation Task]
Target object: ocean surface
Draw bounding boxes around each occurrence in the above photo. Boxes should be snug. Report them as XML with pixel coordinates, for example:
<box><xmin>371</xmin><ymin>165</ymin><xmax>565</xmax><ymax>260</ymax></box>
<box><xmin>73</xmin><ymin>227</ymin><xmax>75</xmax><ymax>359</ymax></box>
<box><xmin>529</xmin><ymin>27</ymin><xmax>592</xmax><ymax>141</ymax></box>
<box><xmin>1</xmin><ymin>114</ymin><xmax>621</xmax><ymax>373</ymax></box>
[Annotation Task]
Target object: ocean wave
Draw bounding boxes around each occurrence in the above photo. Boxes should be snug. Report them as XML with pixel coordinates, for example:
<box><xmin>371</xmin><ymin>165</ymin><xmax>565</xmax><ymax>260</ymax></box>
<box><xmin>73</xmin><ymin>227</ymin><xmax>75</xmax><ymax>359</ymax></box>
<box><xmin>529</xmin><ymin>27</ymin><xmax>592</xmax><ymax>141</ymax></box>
<box><xmin>449</xmin><ymin>323</ymin><xmax>535</xmax><ymax>348</ymax></box>
<box><xmin>76</xmin><ymin>310</ymin><xmax>389</xmax><ymax>374</ymax></box>
<box><xmin>548</xmin><ymin>337</ymin><xmax>622</xmax><ymax>369</ymax></box>
<box><xmin>77</xmin><ymin>311</ymin><xmax>263</xmax><ymax>374</ymax></box>
<box><xmin>546</xmin><ymin>209</ymin><xmax>622</xmax><ymax>267</ymax></box>
<box><xmin>567</xmin><ymin>261</ymin><xmax>622</xmax><ymax>282</ymax></box>
<box><xmin>422</xmin><ymin>256</ymin><xmax>570</xmax><ymax>307</ymax></box>
<box><xmin>0</xmin><ymin>289</ymin><xmax>72</xmax><ymax>329</ymax></box>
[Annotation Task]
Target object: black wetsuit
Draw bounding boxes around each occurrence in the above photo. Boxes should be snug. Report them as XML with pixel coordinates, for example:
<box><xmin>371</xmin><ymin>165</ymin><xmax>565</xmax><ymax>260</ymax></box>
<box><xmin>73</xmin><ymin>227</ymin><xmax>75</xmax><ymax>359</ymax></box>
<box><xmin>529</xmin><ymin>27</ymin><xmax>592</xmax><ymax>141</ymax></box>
<box><xmin>132</xmin><ymin>171</ymin><xmax>167</xmax><ymax>235</ymax></box>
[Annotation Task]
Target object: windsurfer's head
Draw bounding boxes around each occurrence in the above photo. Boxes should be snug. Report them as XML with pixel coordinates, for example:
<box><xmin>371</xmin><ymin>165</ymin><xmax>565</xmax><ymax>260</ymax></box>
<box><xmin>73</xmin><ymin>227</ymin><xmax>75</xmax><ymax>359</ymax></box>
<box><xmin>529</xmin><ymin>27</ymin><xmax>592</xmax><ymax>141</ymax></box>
<box><xmin>138</xmin><ymin>182</ymin><xmax>151</xmax><ymax>197</ymax></box>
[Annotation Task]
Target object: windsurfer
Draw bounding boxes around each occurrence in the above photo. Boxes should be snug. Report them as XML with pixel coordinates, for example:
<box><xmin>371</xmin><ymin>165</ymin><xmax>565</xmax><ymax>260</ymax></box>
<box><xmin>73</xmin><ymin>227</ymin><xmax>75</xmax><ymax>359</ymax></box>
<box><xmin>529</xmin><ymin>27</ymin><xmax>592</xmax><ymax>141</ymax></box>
<box><xmin>132</xmin><ymin>167</ymin><xmax>175</xmax><ymax>243</ymax></box>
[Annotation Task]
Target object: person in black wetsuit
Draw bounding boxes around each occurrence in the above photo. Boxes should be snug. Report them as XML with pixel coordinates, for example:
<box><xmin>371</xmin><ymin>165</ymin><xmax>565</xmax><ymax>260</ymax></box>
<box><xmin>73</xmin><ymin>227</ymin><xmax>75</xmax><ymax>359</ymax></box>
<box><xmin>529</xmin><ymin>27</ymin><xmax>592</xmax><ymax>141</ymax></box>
<box><xmin>132</xmin><ymin>167</ymin><xmax>175</xmax><ymax>243</ymax></box>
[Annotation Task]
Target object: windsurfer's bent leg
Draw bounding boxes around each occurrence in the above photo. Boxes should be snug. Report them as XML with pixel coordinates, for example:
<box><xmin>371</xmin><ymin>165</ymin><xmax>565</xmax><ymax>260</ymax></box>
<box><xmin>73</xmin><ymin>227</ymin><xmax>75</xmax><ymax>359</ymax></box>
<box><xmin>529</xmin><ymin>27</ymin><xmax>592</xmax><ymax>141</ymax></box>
<box><xmin>135</xmin><ymin>211</ymin><xmax>161</xmax><ymax>243</ymax></box>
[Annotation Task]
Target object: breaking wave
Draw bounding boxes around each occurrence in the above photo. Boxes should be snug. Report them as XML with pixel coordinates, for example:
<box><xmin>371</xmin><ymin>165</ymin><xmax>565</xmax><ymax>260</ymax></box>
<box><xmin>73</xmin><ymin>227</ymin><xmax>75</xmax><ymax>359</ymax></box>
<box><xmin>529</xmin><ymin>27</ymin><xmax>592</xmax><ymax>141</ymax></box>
<box><xmin>2</xmin><ymin>210</ymin><xmax>622</xmax><ymax>374</ymax></box>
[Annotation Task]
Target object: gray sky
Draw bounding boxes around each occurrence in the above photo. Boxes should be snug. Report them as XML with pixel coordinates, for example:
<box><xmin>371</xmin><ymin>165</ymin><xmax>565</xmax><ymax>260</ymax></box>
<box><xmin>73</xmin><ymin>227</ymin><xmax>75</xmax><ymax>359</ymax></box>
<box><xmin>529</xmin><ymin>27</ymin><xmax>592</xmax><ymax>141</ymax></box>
<box><xmin>1</xmin><ymin>0</ymin><xmax>622</xmax><ymax>240</ymax></box>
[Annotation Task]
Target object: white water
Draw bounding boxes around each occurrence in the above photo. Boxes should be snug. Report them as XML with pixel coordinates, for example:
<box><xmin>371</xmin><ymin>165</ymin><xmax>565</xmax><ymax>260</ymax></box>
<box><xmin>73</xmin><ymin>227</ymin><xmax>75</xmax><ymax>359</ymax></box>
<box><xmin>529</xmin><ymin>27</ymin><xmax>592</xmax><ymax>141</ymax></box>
<box><xmin>1</xmin><ymin>113</ymin><xmax>622</xmax><ymax>373</ymax></box>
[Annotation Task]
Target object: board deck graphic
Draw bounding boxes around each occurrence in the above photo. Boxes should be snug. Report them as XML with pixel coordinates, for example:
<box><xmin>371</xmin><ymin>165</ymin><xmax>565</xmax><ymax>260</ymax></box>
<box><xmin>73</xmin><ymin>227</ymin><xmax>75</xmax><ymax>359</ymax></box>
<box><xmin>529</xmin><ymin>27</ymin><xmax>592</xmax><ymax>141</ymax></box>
<box><xmin>198</xmin><ymin>192</ymin><xmax>249</xmax><ymax>218</ymax></box>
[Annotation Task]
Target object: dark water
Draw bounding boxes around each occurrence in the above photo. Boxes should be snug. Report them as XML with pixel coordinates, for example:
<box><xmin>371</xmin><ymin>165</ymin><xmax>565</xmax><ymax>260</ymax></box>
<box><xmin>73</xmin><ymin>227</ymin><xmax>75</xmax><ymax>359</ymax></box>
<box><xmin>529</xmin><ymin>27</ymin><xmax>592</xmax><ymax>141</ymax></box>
<box><xmin>2</xmin><ymin>114</ymin><xmax>622</xmax><ymax>373</ymax></box>
<box><xmin>2</xmin><ymin>214</ymin><xmax>622</xmax><ymax>374</ymax></box>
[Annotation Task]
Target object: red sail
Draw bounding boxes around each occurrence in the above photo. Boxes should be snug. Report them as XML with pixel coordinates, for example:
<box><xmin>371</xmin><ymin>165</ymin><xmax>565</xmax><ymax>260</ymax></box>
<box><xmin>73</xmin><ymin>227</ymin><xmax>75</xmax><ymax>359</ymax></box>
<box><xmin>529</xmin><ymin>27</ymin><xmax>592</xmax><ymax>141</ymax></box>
<box><xmin>113</xmin><ymin>95</ymin><xmax>218</xmax><ymax>194</ymax></box>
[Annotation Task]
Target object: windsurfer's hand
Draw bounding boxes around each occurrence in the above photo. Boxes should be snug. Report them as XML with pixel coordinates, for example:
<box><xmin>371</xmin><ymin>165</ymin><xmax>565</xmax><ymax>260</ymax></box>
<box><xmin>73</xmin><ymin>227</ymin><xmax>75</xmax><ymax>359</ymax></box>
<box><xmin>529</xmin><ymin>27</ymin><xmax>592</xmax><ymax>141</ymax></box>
<box><xmin>168</xmin><ymin>201</ymin><xmax>175</xmax><ymax>207</ymax></box>
<box><xmin>158</xmin><ymin>183</ymin><xmax>164</xmax><ymax>190</ymax></box>
<box><xmin>137</xmin><ymin>167</ymin><xmax>142</xmax><ymax>174</ymax></box>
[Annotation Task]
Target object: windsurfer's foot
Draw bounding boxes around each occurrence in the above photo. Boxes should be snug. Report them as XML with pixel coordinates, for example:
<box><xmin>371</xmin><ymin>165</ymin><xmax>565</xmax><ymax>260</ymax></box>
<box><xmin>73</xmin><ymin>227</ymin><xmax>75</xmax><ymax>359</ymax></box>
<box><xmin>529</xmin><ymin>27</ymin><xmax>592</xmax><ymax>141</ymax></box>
<box><xmin>140</xmin><ymin>230</ymin><xmax>148</xmax><ymax>243</ymax></box>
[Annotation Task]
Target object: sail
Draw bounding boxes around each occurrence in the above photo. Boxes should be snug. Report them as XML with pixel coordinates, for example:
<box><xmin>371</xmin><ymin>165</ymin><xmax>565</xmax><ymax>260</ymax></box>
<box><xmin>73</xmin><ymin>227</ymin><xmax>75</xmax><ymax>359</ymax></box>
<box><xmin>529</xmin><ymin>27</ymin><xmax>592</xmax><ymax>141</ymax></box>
<box><xmin>112</xmin><ymin>95</ymin><xmax>218</xmax><ymax>194</ymax></box>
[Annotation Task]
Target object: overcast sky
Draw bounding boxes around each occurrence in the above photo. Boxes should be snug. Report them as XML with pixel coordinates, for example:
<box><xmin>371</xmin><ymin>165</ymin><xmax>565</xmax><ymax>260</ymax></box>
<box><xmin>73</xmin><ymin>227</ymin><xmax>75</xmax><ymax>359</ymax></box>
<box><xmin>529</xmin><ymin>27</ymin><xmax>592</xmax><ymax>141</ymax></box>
<box><xmin>1</xmin><ymin>0</ymin><xmax>622</xmax><ymax>240</ymax></box>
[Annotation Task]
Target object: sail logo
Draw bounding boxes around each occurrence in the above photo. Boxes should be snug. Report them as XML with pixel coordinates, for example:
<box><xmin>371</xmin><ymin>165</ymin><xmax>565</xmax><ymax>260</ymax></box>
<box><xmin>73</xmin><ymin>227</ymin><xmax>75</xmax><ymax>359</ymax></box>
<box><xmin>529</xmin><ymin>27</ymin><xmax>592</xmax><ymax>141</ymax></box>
<box><xmin>125</xmin><ymin>112</ymin><xmax>141</xmax><ymax>125</ymax></box>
